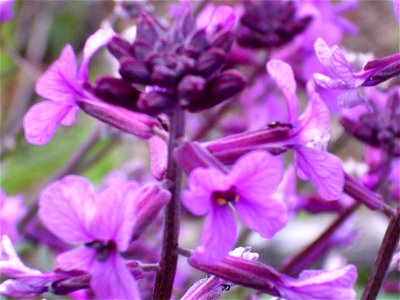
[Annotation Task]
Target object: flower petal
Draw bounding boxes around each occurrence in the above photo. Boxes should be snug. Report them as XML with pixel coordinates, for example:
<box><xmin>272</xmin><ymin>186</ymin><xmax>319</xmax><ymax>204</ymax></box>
<box><xmin>56</xmin><ymin>247</ymin><xmax>95</xmax><ymax>272</ymax></box>
<box><xmin>296</xmin><ymin>92</ymin><xmax>331</xmax><ymax>145</ymax></box>
<box><xmin>78</xmin><ymin>28</ymin><xmax>115</xmax><ymax>82</ymax></box>
<box><xmin>230</xmin><ymin>151</ymin><xmax>283</xmax><ymax>197</ymax></box>
<box><xmin>235</xmin><ymin>197</ymin><xmax>288</xmax><ymax>239</ymax></box>
<box><xmin>267</xmin><ymin>59</ymin><xmax>299</xmax><ymax>123</ymax></box>
<box><xmin>207</xmin><ymin>6</ymin><xmax>236</xmax><ymax>33</ymax></box>
<box><xmin>278</xmin><ymin>265</ymin><xmax>357</xmax><ymax>300</ymax></box>
<box><xmin>89</xmin><ymin>182</ymin><xmax>138</xmax><ymax>251</ymax></box>
<box><xmin>91</xmin><ymin>253</ymin><xmax>140</xmax><ymax>300</ymax></box>
<box><xmin>314</xmin><ymin>38</ymin><xmax>354</xmax><ymax>86</ymax></box>
<box><xmin>294</xmin><ymin>146</ymin><xmax>344</xmax><ymax>200</ymax></box>
<box><xmin>183</xmin><ymin>168</ymin><xmax>231</xmax><ymax>216</ymax></box>
<box><xmin>23</xmin><ymin>101</ymin><xmax>76</xmax><ymax>145</ymax></box>
<box><xmin>194</xmin><ymin>206</ymin><xmax>237</xmax><ymax>264</ymax></box>
<box><xmin>60</xmin><ymin>105</ymin><xmax>79</xmax><ymax>126</ymax></box>
<box><xmin>313</xmin><ymin>73</ymin><xmax>349</xmax><ymax>90</ymax></box>
<box><xmin>39</xmin><ymin>176</ymin><xmax>97</xmax><ymax>244</ymax></box>
<box><xmin>35</xmin><ymin>45</ymin><xmax>80</xmax><ymax>101</ymax></box>
<box><xmin>337</xmin><ymin>89</ymin><xmax>366</xmax><ymax>108</ymax></box>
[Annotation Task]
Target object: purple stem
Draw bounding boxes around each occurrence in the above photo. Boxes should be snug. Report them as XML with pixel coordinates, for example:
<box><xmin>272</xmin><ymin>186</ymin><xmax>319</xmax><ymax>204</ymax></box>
<box><xmin>153</xmin><ymin>106</ymin><xmax>185</xmax><ymax>300</ymax></box>
<box><xmin>344</xmin><ymin>172</ymin><xmax>395</xmax><ymax>217</ymax></box>
<box><xmin>281</xmin><ymin>203</ymin><xmax>359</xmax><ymax>276</ymax></box>
<box><xmin>361</xmin><ymin>208</ymin><xmax>400</xmax><ymax>300</ymax></box>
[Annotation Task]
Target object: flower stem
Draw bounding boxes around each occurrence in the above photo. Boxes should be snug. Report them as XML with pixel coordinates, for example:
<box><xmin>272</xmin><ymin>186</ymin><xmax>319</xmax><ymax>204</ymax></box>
<box><xmin>281</xmin><ymin>203</ymin><xmax>359</xmax><ymax>276</ymax></box>
<box><xmin>361</xmin><ymin>208</ymin><xmax>400</xmax><ymax>300</ymax></box>
<box><xmin>153</xmin><ymin>106</ymin><xmax>185</xmax><ymax>300</ymax></box>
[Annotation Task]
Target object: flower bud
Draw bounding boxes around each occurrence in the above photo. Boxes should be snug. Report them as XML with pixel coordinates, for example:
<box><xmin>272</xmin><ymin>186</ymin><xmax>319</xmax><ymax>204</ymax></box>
<box><xmin>119</xmin><ymin>57</ymin><xmax>152</xmax><ymax>85</ymax></box>
<box><xmin>196</xmin><ymin>48</ymin><xmax>226</xmax><ymax>76</ymax></box>
<box><xmin>137</xmin><ymin>91</ymin><xmax>174</xmax><ymax>116</ymax></box>
<box><xmin>187</xmin><ymin>70</ymin><xmax>246</xmax><ymax>112</ymax></box>
<box><xmin>131</xmin><ymin>185</ymin><xmax>171</xmax><ymax>240</ymax></box>
<box><xmin>107</xmin><ymin>36</ymin><xmax>131</xmax><ymax>59</ymax></box>
<box><xmin>94</xmin><ymin>76</ymin><xmax>140</xmax><ymax>111</ymax></box>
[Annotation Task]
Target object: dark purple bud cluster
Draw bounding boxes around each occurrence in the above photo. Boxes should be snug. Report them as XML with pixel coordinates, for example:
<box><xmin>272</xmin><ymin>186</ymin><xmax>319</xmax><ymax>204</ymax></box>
<box><xmin>341</xmin><ymin>89</ymin><xmax>400</xmax><ymax>156</ymax></box>
<box><xmin>104</xmin><ymin>8</ymin><xmax>246</xmax><ymax>115</ymax></box>
<box><xmin>237</xmin><ymin>0</ymin><xmax>312</xmax><ymax>49</ymax></box>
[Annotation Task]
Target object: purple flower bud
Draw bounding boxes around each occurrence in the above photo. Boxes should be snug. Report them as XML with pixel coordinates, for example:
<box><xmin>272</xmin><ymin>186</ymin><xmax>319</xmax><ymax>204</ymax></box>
<box><xmin>178</xmin><ymin>75</ymin><xmax>206</xmax><ymax>105</ymax></box>
<box><xmin>107</xmin><ymin>36</ymin><xmax>131</xmax><ymax>59</ymax></box>
<box><xmin>196</xmin><ymin>48</ymin><xmax>226</xmax><ymax>76</ymax></box>
<box><xmin>94</xmin><ymin>76</ymin><xmax>140</xmax><ymax>111</ymax></box>
<box><xmin>187</xmin><ymin>29</ymin><xmax>208</xmax><ymax>52</ymax></box>
<box><xmin>209</xmin><ymin>29</ymin><xmax>235</xmax><ymax>53</ymax></box>
<box><xmin>148</xmin><ymin>135</ymin><xmax>168</xmax><ymax>180</ymax></box>
<box><xmin>131</xmin><ymin>184</ymin><xmax>171</xmax><ymax>240</ymax></box>
<box><xmin>137</xmin><ymin>91</ymin><xmax>174</xmax><ymax>116</ymax></box>
<box><xmin>136</xmin><ymin>12</ymin><xmax>164</xmax><ymax>45</ymax></box>
<box><xmin>362</xmin><ymin>59</ymin><xmax>400</xmax><ymax>86</ymax></box>
<box><xmin>151</xmin><ymin>65</ymin><xmax>178</xmax><ymax>86</ymax></box>
<box><xmin>119</xmin><ymin>57</ymin><xmax>153</xmax><ymax>85</ymax></box>
<box><xmin>238</xmin><ymin>0</ymin><xmax>312</xmax><ymax>49</ymax></box>
<box><xmin>187</xmin><ymin>70</ymin><xmax>246</xmax><ymax>112</ymax></box>
<box><xmin>130</xmin><ymin>40</ymin><xmax>152</xmax><ymax>60</ymax></box>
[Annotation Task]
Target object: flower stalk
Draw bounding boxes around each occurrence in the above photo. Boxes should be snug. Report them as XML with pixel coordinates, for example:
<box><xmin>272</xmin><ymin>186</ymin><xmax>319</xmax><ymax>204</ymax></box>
<box><xmin>152</xmin><ymin>105</ymin><xmax>185</xmax><ymax>300</ymax></box>
<box><xmin>361</xmin><ymin>208</ymin><xmax>400</xmax><ymax>300</ymax></box>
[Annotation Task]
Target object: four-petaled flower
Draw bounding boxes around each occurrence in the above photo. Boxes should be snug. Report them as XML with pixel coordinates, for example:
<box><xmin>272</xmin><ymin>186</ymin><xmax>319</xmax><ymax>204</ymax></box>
<box><xmin>183</xmin><ymin>151</ymin><xmax>288</xmax><ymax>263</ymax></box>
<box><xmin>39</xmin><ymin>176</ymin><xmax>141</xmax><ymax>299</ymax></box>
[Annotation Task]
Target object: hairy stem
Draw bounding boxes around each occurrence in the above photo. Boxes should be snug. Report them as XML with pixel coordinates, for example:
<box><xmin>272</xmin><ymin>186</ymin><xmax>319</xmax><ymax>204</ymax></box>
<box><xmin>153</xmin><ymin>106</ymin><xmax>185</xmax><ymax>300</ymax></box>
<box><xmin>361</xmin><ymin>209</ymin><xmax>400</xmax><ymax>300</ymax></box>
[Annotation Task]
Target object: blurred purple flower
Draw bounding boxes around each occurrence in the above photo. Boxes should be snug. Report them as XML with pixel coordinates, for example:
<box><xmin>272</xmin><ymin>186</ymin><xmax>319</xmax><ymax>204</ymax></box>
<box><xmin>183</xmin><ymin>151</ymin><xmax>287</xmax><ymax>263</ymax></box>
<box><xmin>0</xmin><ymin>236</ymin><xmax>68</xmax><ymax>298</ymax></box>
<box><xmin>39</xmin><ymin>176</ymin><xmax>141</xmax><ymax>299</ymax></box>
<box><xmin>23</xmin><ymin>28</ymin><xmax>156</xmax><ymax>145</ymax></box>
<box><xmin>0</xmin><ymin>189</ymin><xmax>26</xmax><ymax>242</ymax></box>
<box><xmin>0</xmin><ymin>0</ymin><xmax>14</xmax><ymax>24</ymax></box>
<box><xmin>313</xmin><ymin>38</ymin><xmax>369</xmax><ymax>108</ymax></box>
<box><xmin>38</xmin><ymin>176</ymin><xmax>170</xmax><ymax>299</ymax></box>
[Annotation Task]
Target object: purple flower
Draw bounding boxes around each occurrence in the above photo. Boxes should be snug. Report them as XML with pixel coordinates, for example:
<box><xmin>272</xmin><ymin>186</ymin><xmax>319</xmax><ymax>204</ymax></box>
<box><xmin>0</xmin><ymin>0</ymin><xmax>14</xmax><ymax>24</ymax></box>
<box><xmin>0</xmin><ymin>236</ymin><xmax>68</xmax><ymax>298</ymax></box>
<box><xmin>0</xmin><ymin>189</ymin><xmax>26</xmax><ymax>242</ymax></box>
<box><xmin>183</xmin><ymin>151</ymin><xmax>288</xmax><ymax>263</ymax></box>
<box><xmin>38</xmin><ymin>175</ymin><xmax>170</xmax><ymax>299</ymax></box>
<box><xmin>313</xmin><ymin>38</ymin><xmax>370</xmax><ymax>108</ymax></box>
<box><xmin>268</xmin><ymin>59</ymin><xmax>345</xmax><ymax>200</ymax></box>
<box><xmin>276</xmin><ymin>265</ymin><xmax>357</xmax><ymax>300</ymax></box>
<box><xmin>23</xmin><ymin>28</ymin><xmax>156</xmax><ymax>145</ymax></box>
